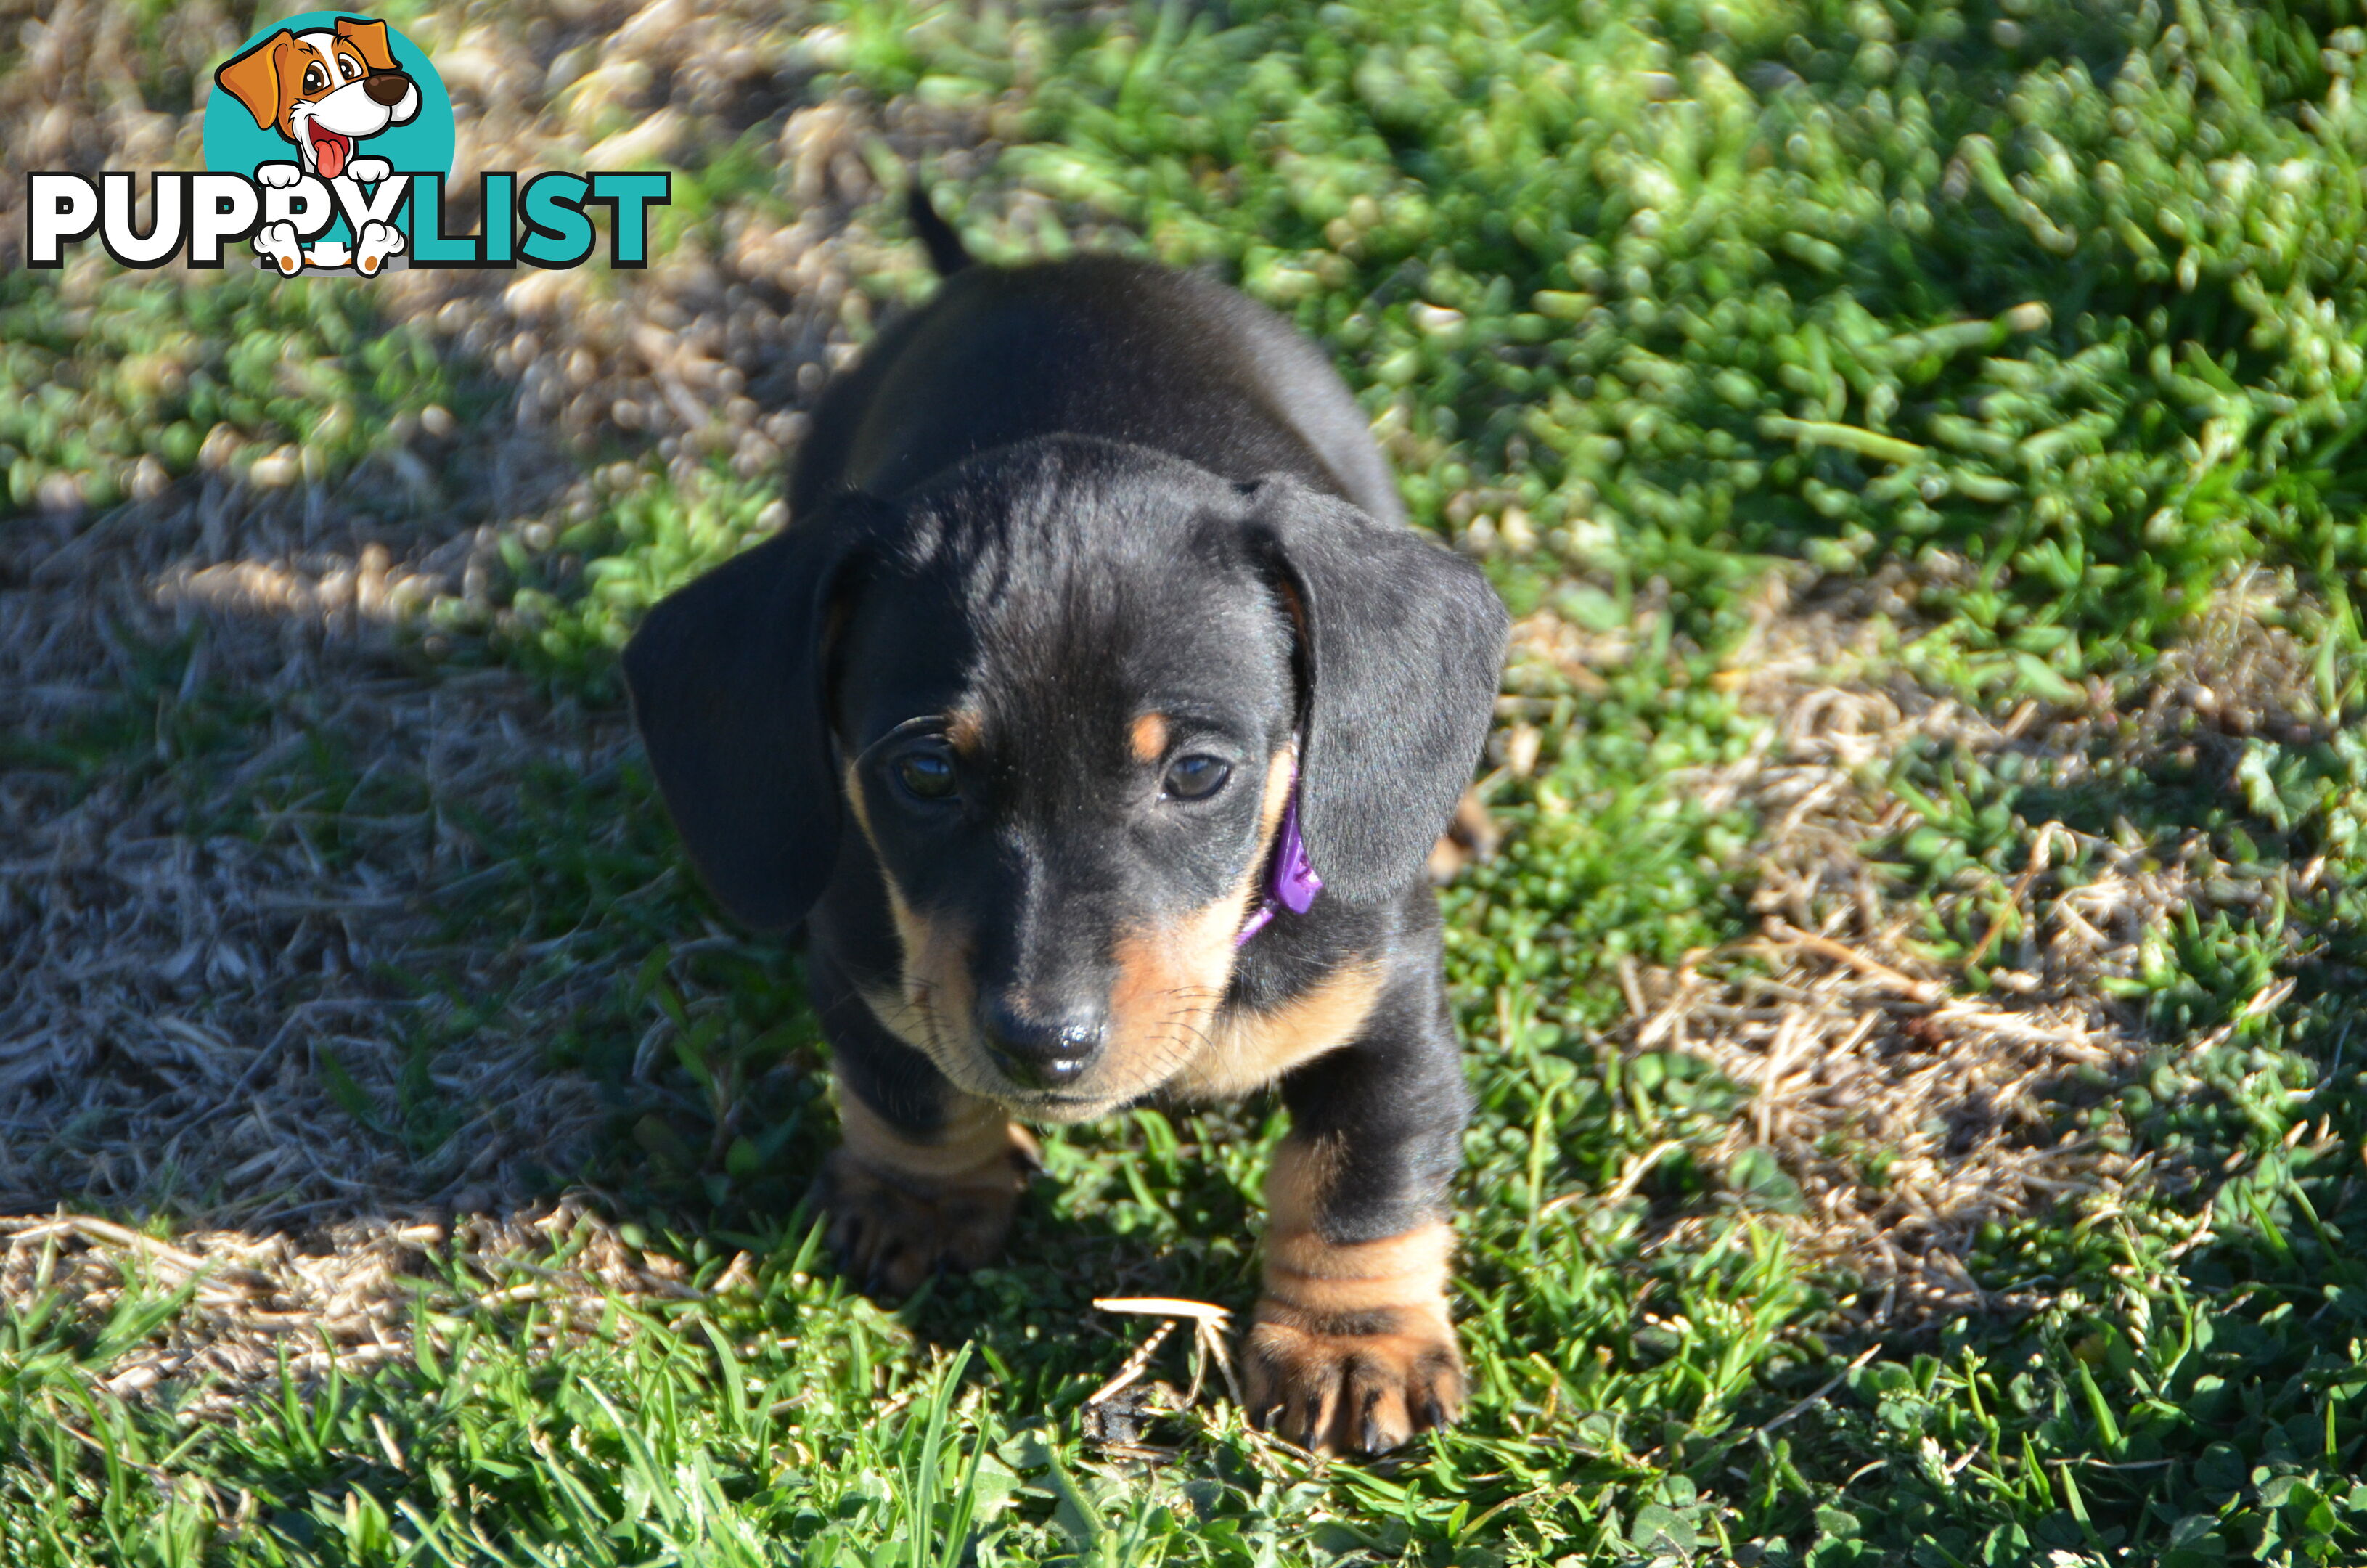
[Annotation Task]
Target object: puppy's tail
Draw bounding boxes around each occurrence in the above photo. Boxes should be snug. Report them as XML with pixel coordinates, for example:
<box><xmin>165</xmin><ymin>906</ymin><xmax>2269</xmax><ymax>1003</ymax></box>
<box><xmin>908</xmin><ymin>185</ymin><xmax>973</xmax><ymax>277</ymax></box>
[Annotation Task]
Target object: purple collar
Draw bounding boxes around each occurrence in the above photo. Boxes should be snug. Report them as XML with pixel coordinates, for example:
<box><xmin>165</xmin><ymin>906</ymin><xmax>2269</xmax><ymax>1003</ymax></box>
<box><xmin>1235</xmin><ymin>780</ymin><xmax>1323</xmax><ymax>946</ymax></box>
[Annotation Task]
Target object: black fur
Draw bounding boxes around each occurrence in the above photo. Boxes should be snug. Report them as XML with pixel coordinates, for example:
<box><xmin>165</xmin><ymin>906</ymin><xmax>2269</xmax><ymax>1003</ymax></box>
<box><xmin>621</xmin><ymin>495</ymin><xmax>885</xmax><ymax>929</ymax></box>
<box><xmin>907</xmin><ymin>185</ymin><xmax>973</xmax><ymax>278</ymax></box>
<box><xmin>622</xmin><ymin>202</ymin><xmax>1507</xmax><ymax>1437</ymax></box>
<box><xmin>1246</xmin><ymin>475</ymin><xmax>1505</xmax><ymax>902</ymax></box>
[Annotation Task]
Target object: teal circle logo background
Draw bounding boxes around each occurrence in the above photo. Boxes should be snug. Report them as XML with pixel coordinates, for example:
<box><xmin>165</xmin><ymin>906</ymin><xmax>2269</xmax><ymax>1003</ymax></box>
<box><xmin>201</xmin><ymin>12</ymin><xmax>454</xmax><ymax>180</ymax></box>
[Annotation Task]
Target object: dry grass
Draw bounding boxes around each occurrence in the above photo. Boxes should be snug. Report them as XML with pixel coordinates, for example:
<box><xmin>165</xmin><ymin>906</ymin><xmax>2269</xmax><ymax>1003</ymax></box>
<box><xmin>0</xmin><ymin>0</ymin><xmax>997</xmax><ymax>1350</ymax></box>
<box><xmin>1503</xmin><ymin>573</ymin><xmax>2321</xmax><ymax>1325</ymax></box>
<box><xmin>0</xmin><ymin>528</ymin><xmax>619</xmax><ymax>1215</ymax></box>
<box><xmin>0</xmin><ymin>1199</ymin><xmax>740</xmax><ymax>1413</ymax></box>
<box><xmin>1</xmin><ymin>0</ymin><xmax>1103</xmax><ymax>1236</ymax></box>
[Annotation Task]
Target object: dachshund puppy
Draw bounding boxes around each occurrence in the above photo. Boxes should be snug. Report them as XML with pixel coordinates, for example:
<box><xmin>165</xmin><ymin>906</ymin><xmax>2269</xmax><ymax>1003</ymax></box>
<box><xmin>624</xmin><ymin>193</ymin><xmax>1508</xmax><ymax>1454</ymax></box>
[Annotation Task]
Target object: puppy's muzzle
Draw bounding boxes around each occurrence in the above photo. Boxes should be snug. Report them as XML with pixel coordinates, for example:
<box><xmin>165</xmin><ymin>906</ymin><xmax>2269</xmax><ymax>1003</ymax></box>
<box><xmin>364</xmin><ymin>70</ymin><xmax>412</xmax><ymax>106</ymax></box>
<box><xmin>977</xmin><ymin>996</ymin><xmax>1104</xmax><ymax>1090</ymax></box>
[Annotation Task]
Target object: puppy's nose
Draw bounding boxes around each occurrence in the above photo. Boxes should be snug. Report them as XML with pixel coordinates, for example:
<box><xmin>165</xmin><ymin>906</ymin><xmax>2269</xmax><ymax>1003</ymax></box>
<box><xmin>978</xmin><ymin>997</ymin><xmax>1104</xmax><ymax>1090</ymax></box>
<box><xmin>364</xmin><ymin>71</ymin><xmax>412</xmax><ymax>105</ymax></box>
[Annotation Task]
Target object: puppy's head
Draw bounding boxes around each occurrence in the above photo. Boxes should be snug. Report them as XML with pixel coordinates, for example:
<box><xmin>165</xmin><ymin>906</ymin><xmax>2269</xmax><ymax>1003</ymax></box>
<box><xmin>214</xmin><ymin>17</ymin><xmax>420</xmax><ymax>180</ymax></box>
<box><xmin>624</xmin><ymin>438</ymin><xmax>1505</xmax><ymax>1119</ymax></box>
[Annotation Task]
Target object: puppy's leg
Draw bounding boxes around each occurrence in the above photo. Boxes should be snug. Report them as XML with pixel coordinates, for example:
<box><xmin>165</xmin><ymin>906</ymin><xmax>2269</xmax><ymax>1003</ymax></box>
<box><xmin>1244</xmin><ymin>970</ymin><xmax>1471</xmax><ymax>1455</ymax></box>
<box><xmin>355</xmin><ymin>220</ymin><xmax>404</xmax><ymax>277</ymax></box>
<box><xmin>812</xmin><ymin>1009</ymin><xmax>1037</xmax><ymax>1300</ymax></box>
<box><xmin>254</xmin><ymin>221</ymin><xmax>304</xmax><ymax>275</ymax></box>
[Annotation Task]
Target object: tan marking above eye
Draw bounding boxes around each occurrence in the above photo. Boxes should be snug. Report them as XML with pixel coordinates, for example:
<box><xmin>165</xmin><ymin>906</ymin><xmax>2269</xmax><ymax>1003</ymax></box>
<box><xmin>944</xmin><ymin>707</ymin><xmax>984</xmax><ymax>756</ymax></box>
<box><xmin>1129</xmin><ymin>712</ymin><xmax>1169</xmax><ymax>765</ymax></box>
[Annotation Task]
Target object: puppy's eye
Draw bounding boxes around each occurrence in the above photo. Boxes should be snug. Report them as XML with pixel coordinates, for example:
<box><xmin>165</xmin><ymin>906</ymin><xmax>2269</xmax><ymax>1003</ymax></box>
<box><xmin>894</xmin><ymin>748</ymin><xmax>958</xmax><ymax>802</ymax></box>
<box><xmin>303</xmin><ymin>64</ymin><xmax>327</xmax><ymax>92</ymax></box>
<box><xmin>1162</xmin><ymin>754</ymin><xmax>1230</xmax><ymax>801</ymax></box>
<box><xmin>341</xmin><ymin>57</ymin><xmax>362</xmax><ymax>80</ymax></box>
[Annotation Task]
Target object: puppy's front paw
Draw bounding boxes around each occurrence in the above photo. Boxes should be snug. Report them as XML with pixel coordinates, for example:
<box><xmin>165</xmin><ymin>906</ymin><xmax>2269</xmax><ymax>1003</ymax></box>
<box><xmin>1244</xmin><ymin>1299</ymin><xmax>1465</xmax><ymax>1455</ymax></box>
<box><xmin>253</xmin><ymin>221</ymin><xmax>304</xmax><ymax>275</ymax></box>
<box><xmin>355</xmin><ymin>219</ymin><xmax>404</xmax><ymax>276</ymax></box>
<box><xmin>347</xmin><ymin>156</ymin><xmax>392</xmax><ymax>184</ymax></box>
<box><xmin>812</xmin><ymin>1135</ymin><xmax>1033</xmax><ymax>1301</ymax></box>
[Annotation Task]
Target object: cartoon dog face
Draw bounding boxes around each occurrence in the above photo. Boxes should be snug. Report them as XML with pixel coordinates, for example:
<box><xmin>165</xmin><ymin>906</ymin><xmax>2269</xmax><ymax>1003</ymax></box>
<box><xmin>213</xmin><ymin>17</ymin><xmax>420</xmax><ymax>181</ymax></box>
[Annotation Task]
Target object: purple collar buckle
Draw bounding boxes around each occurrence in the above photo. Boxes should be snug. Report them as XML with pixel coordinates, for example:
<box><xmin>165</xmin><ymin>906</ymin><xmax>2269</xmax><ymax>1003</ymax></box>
<box><xmin>1235</xmin><ymin>785</ymin><xmax>1323</xmax><ymax>947</ymax></box>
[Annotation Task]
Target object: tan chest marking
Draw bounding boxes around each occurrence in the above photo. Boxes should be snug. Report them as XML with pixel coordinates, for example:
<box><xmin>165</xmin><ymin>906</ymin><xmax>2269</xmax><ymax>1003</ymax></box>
<box><xmin>1165</xmin><ymin>959</ymin><xmax>1387</xmax><ymax>1101</ymax></box>
<box><xmin>1129</xmin><ymin>712</ymin><xmax>1169</xmax><ymax>764</ymax></box>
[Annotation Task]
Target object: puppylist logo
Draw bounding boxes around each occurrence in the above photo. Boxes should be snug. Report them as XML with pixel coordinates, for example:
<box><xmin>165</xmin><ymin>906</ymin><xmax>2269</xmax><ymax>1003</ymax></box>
<box><xmin>26</xmin><ymin>12</ymin><xmax>669</xmax><ymax>277</ymax></box>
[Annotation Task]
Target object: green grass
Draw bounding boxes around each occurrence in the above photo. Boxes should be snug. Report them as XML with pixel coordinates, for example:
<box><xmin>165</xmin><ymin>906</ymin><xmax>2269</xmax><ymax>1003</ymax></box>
<box><xmin>0</xmin><ymin>267</ymin><xmax>467</xmax><ymax>511</ymax></box>
<box><xmin>867</xmin><ymin>0</ymin><xmax>2367</xmax><ymax>667</ymax></box>
<box><xmin>9</xmin><ymin>0</ymin><xmax>2367</xmax><ymax>1562</ymax></box>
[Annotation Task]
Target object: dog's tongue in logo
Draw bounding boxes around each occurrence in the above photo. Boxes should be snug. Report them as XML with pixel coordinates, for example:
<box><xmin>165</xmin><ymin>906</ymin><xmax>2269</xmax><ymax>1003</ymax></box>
<box><xmin>308</xmin><ymin>123</ymin><xmax>351</xmax><ymax>179</ymax></box>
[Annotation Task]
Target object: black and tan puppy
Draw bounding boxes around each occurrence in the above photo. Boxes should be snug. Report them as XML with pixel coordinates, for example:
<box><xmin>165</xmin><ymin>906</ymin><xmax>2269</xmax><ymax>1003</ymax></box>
<box><xmin>622</xmin><ymin>193</ymin><xmax>1508</xmax><ymax>1455</ymax></box>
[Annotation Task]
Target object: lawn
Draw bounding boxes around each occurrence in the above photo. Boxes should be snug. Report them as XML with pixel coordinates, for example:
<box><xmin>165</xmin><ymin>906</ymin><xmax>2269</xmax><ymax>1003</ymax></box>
<box><xmin>3</xmin><ymin>0</ymin><xmax>2366</xmax><ymax>1562</ymax></box>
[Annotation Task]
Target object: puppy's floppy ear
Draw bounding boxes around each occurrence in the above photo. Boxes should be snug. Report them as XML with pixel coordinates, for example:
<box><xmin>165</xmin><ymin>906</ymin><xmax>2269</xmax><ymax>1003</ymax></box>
<box><xmin>622</xmin><ymin>501</ymin><xmax>877</xmax><ymax>930</ymax></box>
<box><xmin>1246</xmin><ymin>474</ymin><xmax>1508</xmax><ymax>903</ymax></box>
<box><xmin>334</xmin><ymin>17</ymin><xmax>399</xmax><ymax>73</ymax></box>
<box><xmin>215</xmin><ymin>30</ymin><xmax>297</xmax><ymax>132</ymax></box>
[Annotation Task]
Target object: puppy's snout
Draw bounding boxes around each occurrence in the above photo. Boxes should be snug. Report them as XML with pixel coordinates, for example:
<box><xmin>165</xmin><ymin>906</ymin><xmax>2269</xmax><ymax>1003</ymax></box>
<box><xmin>364</xmin><ymin>71</ymin><xmax>412</xmax><ymax>106</ymax></box>
<box><xmin>978</xmin><ymin>996</ymin><xmax>1104</xmax><ymax>1090</ymax></box>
